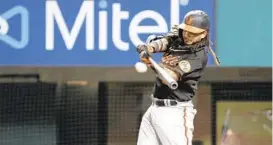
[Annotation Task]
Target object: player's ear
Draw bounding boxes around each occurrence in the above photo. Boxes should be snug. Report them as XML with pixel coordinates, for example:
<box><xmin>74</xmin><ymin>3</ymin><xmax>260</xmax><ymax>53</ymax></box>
<box><xmin>200</xmin><ymin>31</ymin><xmax>207</xmax><ymax>39</ymax></box>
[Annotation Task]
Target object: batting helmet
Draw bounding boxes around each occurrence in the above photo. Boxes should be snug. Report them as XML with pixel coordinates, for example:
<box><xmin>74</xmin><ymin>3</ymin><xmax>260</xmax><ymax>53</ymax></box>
<box><xmin>179</xmin><ymin>10</ymin><xmax>210</xmax><ymax>34</ymax></box>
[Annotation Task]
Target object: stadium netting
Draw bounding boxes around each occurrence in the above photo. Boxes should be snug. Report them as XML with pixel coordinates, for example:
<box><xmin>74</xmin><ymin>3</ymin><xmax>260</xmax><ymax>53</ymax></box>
<box><xmin>0</xmin><ymin>74</ymin><xmax>58</xmax><ymax>145</ymax></box>
<box><xmin>0</xmin><ymin>74</ymin><xmax>98</xmax><ymax>145</ymax></box>
<box><xmin>0</xmin><ymin>74</ymin><xmax>271</xmax><ymax>145</ymax></box>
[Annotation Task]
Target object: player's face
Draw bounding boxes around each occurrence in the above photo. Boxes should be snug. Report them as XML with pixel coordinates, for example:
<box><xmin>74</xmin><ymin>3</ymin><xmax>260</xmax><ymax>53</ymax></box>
<box><xmin>182</xmin><ymin>30</ymin><xmax>207</xmax><ymax>45</ymax></box>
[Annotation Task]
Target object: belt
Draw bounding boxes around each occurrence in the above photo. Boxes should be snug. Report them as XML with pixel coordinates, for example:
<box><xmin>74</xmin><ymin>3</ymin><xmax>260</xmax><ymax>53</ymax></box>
<box><xmin>153</xmin><ymin>99</ymin><xmax>178</xmax><ymax>107</ymax></box>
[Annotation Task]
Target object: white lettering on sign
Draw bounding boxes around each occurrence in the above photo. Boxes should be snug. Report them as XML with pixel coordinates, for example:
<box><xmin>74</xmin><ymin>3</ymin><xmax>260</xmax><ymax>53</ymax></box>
<box><xmin>45</xmin><ymin>0</ymin><xmax>180</xmax><ymax>51</ymax></box>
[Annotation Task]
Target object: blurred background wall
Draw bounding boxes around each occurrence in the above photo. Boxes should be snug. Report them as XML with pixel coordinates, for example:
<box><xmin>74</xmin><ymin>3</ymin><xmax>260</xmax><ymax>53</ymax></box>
<box><xmin>216</xmin><ymin>0</ymin><xmax>272</xmax><ymax>66</ymax></box>
<box><xmin>0</xmin><ymin>0</ymin><xmax>271</xmax><ymax>145</ymax></box>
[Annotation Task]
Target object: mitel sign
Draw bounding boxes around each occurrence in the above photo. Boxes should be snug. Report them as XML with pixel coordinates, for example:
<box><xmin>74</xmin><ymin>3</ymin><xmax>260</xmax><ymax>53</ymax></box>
<box><xmin>0</xmin><ymin>0</ymin><xmax>215</xmax><ymax>66</ymax></box>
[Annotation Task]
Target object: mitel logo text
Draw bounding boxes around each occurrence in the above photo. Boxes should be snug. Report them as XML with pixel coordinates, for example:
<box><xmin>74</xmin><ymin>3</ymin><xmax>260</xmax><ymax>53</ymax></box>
<box><xmin>0</xmin><ymin>0</ymin><xmax>186</xmax><ymax>51</ymax></box>
<box><xmin>46</xmin><ymin>0</ymin><xmax>182</xmax><ymax>51</ymax></box>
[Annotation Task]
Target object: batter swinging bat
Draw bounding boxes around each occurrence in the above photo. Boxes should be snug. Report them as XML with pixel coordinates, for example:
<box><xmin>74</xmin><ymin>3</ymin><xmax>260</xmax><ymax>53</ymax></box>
<box><xmin>148</xmin><ymin>57</ymin><xmax>178</xmax><ymax>90</ymax></box>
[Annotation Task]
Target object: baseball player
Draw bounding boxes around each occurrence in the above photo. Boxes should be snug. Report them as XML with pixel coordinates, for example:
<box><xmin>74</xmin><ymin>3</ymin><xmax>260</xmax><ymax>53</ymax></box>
<box><xmin>136</xmin><ymin>10</ymin><xmax>220</xmax><ymax>145</ymax></box>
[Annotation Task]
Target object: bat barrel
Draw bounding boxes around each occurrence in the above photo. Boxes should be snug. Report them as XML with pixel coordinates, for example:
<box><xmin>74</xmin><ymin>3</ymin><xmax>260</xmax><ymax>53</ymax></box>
<box><xmin>148</xmin><ymin>57</ymin><xmax>179</xmax><ymax>90</ymax></box>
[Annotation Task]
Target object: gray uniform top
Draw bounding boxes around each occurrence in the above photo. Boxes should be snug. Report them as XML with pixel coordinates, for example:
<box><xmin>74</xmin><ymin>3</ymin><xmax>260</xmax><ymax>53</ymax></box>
<box><xmin>148</xmin><ymin>34</ymin><xmax>208</xmax><ymax>102</ymax></box>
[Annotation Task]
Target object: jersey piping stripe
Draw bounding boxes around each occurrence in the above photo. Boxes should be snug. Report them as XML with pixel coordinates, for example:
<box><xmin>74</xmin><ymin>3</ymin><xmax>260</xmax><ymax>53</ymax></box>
<box><xmin>183</xmin><ymin>107</ymin><xmax>189</xmax><ymax>145</ymax></box>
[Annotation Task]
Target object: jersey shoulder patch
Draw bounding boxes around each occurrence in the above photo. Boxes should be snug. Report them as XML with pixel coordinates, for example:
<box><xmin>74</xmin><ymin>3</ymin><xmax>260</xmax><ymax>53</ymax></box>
<box><xmin>178</xmin><ymin>60</ymin><xmax>191</xmax><ymax>73</ymax></box>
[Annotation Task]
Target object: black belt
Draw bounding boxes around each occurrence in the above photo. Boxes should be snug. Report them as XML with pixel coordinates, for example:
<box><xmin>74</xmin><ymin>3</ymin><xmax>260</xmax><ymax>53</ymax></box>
<box><xmin>154</xmin><ymin>99</ymin><xmax>178</xmax><ymax>107</ymax></box>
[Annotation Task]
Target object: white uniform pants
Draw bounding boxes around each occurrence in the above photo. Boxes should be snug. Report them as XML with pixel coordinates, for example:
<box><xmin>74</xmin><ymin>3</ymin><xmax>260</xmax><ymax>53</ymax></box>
<box><xmin>137</xmin><ymin>99</ymin><xmax>197</xmax><ymax>145</ymax></box>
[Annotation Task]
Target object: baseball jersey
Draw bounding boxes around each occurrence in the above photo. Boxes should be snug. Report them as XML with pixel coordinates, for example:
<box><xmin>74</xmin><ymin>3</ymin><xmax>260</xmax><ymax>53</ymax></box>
<box><xmin>152</xmin><ymin>44</ymin><xmax>208</xmax><ymax>102</ymax></box>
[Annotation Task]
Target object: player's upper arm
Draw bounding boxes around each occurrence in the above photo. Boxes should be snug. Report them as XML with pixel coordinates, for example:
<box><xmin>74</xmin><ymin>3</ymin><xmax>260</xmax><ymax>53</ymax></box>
<box><xmin>146</xmin><ymin>31</ymin><xmax>178</xmax><ymax>53</ymax></box>
<box><xmin>147</xmin><ymin>37</ymin><xmax>170</xmax><ymax>53</ymax></box>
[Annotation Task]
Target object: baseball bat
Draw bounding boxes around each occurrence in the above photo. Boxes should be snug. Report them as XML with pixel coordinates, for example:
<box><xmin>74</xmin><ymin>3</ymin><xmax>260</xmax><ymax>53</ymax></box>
<box><xmin>148</xmin><ymin>57</ymin><xmax>178</xmax><ymax>90</ymax></box>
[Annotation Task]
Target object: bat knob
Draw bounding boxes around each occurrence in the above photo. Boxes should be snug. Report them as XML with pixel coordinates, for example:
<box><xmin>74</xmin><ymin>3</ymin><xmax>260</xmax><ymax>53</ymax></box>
<box><xmin>169</xmin><ymin>82</ymin><xmax>178</xmax><ymax>90</ymax></box>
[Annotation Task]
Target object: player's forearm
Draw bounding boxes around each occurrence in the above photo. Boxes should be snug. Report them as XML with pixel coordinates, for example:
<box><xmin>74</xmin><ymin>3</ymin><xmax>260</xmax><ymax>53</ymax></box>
<box><xmin>147</xmin><ymin>38</ymin><xmax>169</xmax><ymax>53</ymax></box>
